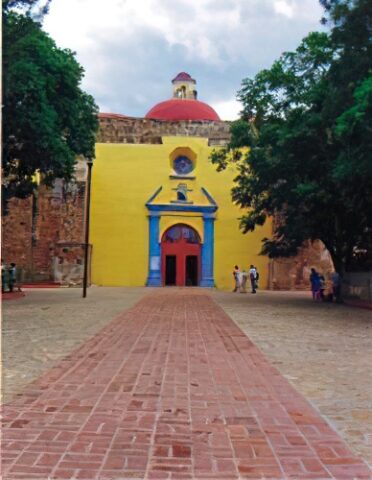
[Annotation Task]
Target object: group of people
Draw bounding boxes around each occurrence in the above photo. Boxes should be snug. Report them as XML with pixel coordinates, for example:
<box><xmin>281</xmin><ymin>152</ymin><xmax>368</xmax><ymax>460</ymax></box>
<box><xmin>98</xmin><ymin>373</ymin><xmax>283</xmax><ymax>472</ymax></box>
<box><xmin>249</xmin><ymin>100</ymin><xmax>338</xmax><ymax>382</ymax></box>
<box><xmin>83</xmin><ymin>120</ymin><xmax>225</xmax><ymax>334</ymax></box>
<box><xmin>233</xmin><ymin>265</ymin><xmax>259</xmax><ymax>294</ymax></box>
<box><xmin>310</xmin><ymin>268</ymin><xmax>341</xmax><ymax>302</ymax></box>
<box><xmin>232</xmin><ymin>264</ymin><xmax>342</xmax><ymax>301</ymax></box>
<box><xmin>1</xmin><ymin>261</ymin><xmax>18</xmax><ymax>293</ymax></box>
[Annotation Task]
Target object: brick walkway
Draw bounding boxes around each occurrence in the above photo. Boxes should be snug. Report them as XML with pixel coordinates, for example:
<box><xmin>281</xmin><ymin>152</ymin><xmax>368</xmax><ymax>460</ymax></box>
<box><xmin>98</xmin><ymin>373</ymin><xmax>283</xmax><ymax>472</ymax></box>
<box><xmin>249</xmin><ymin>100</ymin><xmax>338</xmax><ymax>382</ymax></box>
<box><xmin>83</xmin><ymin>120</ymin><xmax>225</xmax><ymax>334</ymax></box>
<box><xmin>1</xmin><ymin>290</ymin><xmax>371</xmax><ymax>479</ymax></box>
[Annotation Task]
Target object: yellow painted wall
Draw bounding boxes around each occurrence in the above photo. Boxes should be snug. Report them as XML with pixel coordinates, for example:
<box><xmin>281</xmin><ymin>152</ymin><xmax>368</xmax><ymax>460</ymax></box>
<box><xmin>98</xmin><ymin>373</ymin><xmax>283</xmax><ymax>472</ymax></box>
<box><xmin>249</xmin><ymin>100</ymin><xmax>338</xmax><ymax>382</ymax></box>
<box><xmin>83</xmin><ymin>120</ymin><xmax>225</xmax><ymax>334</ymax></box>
<box><xmin>90</xmin><ymin>136</ymin><xmax>272</xmax><ymax>290</ymax></box>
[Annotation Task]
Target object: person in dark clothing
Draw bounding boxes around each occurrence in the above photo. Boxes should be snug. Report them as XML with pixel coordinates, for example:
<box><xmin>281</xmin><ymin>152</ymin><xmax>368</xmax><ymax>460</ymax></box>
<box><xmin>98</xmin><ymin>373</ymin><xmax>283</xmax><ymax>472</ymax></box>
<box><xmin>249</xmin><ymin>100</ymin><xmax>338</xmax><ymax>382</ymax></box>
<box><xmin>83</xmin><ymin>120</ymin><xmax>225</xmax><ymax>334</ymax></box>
<box><xmin>319</xmin><ymin>274</ymin><xmax>326</xmax><ymax>300</ymax></box>
<box><xmin>331</xmin><ymin>271</ymin><xmax>342</xmax><ymax>303</ymax></box>
<box><xmin>310</xmin><ymin>268</ymin><xmax>322</xmax><ymax>301</ymax></box>
<box><xmin>254</xmin><ymin>267</ymin><xmax>259</xmax><ymax>290</ymax></box>
<box><xmin>1</xmin><ymin>260</ymin><xmax>7</xmax><ymax>293</ymax></box>
<box><xmin>8</xmin><ymin>263</ymin><xmax>17</xmax><ymax>293</ymax></box>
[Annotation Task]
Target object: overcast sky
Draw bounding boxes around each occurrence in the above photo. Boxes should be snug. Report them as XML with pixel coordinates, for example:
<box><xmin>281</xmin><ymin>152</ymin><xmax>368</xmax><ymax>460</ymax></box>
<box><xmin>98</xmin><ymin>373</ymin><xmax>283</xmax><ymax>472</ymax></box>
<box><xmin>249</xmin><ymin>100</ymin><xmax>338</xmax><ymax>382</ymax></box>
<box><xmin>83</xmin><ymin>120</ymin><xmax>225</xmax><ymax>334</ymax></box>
<box><xmin>43</xmin><ymin>0</ymin><xmax>323</xmax><ymax>120</ymax></box>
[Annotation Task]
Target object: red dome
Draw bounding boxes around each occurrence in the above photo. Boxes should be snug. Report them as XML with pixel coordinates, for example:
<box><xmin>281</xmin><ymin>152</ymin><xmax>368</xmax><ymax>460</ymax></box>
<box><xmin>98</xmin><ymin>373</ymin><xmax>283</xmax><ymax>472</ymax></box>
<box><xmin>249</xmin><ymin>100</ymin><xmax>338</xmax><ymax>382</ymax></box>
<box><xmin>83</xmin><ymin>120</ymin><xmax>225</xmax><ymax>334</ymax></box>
<box><xmin>145</xmin><ymin>99</ymin><xmax>221</xmax><ymax>122</ymax></box>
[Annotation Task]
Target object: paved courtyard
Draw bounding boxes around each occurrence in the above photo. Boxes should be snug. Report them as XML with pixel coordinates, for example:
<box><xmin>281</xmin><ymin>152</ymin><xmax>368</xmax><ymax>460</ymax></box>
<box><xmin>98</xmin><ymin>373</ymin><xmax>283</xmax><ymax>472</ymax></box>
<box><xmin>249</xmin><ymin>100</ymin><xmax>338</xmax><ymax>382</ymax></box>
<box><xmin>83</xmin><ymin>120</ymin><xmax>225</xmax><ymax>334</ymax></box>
<box><xmin>2</xmin><ymin>287</ymin><xmax>149</xmax><ymax>402</ymax></box>
<box><xmin>1</xmin><ymin>288</ymin><xmax>371</xmax><ymax>479</ymax></box>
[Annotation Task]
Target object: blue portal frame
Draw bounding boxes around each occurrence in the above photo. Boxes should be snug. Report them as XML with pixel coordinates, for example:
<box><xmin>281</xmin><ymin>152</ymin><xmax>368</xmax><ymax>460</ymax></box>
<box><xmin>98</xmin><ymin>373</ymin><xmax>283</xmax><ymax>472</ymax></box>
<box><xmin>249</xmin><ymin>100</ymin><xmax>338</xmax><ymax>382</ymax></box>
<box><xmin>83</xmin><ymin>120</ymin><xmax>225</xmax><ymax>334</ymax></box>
<box><xmin>145</xmin><ymin>187</ymin><xmax>217</xmax><ymax>287</ymax></box>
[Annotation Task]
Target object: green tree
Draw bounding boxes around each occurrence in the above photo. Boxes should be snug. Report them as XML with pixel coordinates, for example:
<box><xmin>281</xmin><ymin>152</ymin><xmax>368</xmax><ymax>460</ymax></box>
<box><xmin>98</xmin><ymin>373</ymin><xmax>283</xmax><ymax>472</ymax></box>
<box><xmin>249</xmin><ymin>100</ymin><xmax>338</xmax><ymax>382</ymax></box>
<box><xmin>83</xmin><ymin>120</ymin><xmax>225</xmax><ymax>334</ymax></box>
<box><xmin>211</xmin><ymin>0</ymin><xmax>372</xmax><ymax>274</ymax></box>
<box><xmin>2</xmin><ymin>10</ymin><xmax>98</xmax><ymax>210</ymax></box>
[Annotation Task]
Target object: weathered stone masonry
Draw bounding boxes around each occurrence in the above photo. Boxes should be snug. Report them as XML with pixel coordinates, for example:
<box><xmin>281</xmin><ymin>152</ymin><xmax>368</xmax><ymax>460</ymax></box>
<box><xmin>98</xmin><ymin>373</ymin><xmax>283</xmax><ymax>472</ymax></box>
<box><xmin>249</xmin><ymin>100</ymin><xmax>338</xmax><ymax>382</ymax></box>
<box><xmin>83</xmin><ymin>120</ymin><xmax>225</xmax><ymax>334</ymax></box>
<box><xmin>2</xmin><ymin>164</ymin><xmax>87</xmax><ymax>283</ymax></box>
<box><xmin>97</xmin><ymin>115</ymin><xmax>231</xmax><ymax>145</ymax></box>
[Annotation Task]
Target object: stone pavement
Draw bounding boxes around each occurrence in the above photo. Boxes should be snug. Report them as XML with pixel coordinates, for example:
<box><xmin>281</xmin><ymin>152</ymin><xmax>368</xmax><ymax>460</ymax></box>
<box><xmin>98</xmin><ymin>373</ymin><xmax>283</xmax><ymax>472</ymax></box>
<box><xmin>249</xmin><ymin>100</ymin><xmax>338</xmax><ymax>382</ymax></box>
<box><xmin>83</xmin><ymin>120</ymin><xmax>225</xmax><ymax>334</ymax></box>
<box><xmin>1</xmin><ymin>290</ymin><xmax>371</xmax><ymax>479</ymax></box>
<box><xmin>2</xmin><ymin>287</ymin><xmax>149</xmax><ymax>403</ymax></box>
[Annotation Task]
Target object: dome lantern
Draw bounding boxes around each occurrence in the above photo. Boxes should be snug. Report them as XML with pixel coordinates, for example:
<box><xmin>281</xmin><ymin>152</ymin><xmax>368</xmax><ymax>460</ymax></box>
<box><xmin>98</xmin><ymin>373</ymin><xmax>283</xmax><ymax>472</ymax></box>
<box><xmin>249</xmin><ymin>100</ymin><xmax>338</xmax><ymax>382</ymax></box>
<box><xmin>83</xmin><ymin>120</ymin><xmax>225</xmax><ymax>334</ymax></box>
<box><xmin>172</xmin><ymin>72</ymin><xmax>197</xmax><ymax>100</ymax></box>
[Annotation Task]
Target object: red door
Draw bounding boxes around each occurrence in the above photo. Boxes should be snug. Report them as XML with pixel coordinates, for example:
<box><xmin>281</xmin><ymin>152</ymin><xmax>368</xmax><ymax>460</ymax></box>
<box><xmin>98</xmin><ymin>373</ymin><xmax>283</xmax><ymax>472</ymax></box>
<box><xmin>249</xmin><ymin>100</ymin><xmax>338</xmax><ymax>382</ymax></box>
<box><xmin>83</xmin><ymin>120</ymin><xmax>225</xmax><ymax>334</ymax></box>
<box><xmin>161</xmin><ymin>225</ymin><xmax>201</xmax><ymax>286</ymax></box>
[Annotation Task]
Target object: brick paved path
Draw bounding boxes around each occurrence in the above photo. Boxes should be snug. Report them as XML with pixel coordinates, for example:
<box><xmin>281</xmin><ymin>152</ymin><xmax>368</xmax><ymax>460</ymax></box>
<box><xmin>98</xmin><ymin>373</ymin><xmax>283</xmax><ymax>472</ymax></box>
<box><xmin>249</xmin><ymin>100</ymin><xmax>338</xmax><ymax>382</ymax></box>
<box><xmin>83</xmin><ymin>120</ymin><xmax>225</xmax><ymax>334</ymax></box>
<box><xmin>2</xmin><ymin>290</ymin><xmax>371</xmax><ymax>479</ymax></box>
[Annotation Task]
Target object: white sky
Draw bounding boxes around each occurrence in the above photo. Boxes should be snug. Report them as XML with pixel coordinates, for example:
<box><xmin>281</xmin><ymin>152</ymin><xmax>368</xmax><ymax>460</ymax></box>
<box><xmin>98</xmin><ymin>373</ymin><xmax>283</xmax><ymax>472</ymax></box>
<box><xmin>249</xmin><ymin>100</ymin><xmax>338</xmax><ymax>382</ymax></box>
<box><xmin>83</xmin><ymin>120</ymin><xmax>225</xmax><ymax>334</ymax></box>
<box><xmin>43</xmin><ymin>0</ymin><xmax>323</xmax><ymax>120</ymax></box>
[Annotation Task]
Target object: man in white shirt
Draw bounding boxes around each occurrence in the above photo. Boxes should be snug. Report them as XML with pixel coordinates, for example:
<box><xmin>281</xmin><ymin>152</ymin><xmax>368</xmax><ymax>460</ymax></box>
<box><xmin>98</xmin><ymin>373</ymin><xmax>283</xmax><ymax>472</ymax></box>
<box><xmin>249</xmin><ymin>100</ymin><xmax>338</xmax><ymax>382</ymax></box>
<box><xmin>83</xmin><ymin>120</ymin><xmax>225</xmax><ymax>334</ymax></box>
<box><xmin>249</xmin><ymin>265</ymin><xmax>257</xmax><ymax>294</ymax></box>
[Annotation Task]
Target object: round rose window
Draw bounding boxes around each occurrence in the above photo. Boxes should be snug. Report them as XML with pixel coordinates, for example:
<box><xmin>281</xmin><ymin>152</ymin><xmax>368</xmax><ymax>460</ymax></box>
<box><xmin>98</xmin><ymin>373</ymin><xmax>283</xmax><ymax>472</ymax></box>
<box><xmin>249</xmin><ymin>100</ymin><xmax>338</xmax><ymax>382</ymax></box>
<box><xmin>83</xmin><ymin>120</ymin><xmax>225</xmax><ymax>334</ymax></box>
<box><xmin>173</xmin><ymin>155</ymin><xmax>194</xmax><ymax>175</ymax></box>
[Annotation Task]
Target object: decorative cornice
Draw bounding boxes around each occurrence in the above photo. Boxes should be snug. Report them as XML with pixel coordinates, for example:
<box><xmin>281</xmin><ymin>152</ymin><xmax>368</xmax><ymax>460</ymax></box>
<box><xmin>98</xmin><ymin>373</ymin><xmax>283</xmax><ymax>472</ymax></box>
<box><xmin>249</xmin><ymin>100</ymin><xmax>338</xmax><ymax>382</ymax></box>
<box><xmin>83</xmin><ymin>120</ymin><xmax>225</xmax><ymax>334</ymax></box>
<box><xmin>145</xmin><ymin>186</ymin><xmax>218</xmax><ymax>214</ymax></box>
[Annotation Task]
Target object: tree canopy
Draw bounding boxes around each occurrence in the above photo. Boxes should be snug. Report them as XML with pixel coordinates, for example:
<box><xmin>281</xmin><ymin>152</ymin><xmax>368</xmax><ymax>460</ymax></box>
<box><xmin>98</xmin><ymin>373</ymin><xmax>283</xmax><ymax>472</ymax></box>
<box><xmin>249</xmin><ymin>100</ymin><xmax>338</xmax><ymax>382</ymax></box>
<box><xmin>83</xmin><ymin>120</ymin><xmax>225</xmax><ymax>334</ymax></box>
<box><xmin>2</xmin><ymin>8</ymin><xmax>98</xmax><ymax>209</ymax></box>
<box><xmin>212</xmin><ymin>0</ymin><xmax>372</xmax><ymax>273</ymax></box>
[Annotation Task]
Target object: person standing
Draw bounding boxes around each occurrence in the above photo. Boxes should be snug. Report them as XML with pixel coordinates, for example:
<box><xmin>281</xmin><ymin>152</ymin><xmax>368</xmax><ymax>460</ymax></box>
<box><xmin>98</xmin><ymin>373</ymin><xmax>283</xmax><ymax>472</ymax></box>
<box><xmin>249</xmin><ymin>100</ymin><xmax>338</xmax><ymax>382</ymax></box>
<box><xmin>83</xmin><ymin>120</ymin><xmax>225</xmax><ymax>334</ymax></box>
<box><xmin>1</xmin><ymin>260</ymin><xmax>7</xmax><ymax>293</ymax></box>
<box><xmin>249</xmin><ymin>264</ymin><xmax>257</xmax><ymax>294</ymax></box>
<box><xmin>319</xmin><ymin>274</ymin><xmax>326</xmax><ymax>300</ymax></box>
<box><xmin>8</xmin><ymin>263</ymin><xmax>17</xmax><ymax>293</ymax></box>
<box><xmin>310</xmin><ymin>268</ymin><xmax>321</xmax><ymax>301</ymax></box>
<box><xmin>240</xmin><ymin>269</ymin><xmax>248</xmax><ymax>293</ymax></box>
<box><xmin>254</xmin><ymin>267</ymin><xmax>259</xmax><ymax>290</ymax></box>
<box><xmin>232</xmin><ymin>265</ymin><xmax>241</xmax><ymax>292</ymax></box>
<box><xmin>331</xmin><ymin>270</ymin><xmax>342</xmax><ymax>303</ymax></box>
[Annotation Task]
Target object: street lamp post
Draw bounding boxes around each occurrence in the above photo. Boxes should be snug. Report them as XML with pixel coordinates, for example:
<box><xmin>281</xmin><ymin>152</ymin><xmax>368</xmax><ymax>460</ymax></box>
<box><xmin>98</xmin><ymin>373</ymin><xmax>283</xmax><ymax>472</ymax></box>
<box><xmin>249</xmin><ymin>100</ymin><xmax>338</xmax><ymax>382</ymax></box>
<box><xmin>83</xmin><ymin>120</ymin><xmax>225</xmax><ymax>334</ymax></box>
<box><xmin>82</xmin><ymin>158</ymin><xmax>93</xmax><ymax>298</ymax></box>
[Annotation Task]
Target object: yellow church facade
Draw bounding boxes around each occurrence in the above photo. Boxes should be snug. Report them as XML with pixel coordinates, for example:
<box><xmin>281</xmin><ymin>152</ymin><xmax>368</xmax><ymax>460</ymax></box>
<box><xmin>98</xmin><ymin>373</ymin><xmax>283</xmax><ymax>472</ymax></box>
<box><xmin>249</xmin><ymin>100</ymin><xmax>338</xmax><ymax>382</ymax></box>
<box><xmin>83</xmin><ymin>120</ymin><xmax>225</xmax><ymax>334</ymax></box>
<box><xmin>90</xmin><ymin>73</ymin><xmax>271</xmax><ymax>290</ymax></box>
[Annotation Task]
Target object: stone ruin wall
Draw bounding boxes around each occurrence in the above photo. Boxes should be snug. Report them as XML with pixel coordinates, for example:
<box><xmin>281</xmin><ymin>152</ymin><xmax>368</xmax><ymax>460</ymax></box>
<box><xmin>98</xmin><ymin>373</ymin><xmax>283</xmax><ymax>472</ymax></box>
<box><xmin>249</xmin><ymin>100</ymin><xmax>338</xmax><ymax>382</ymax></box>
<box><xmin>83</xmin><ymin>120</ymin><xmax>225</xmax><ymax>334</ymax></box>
<box><xmin>97</xmin><ymin>116</ymin><xmax>231</xmax><ymax>146</ymax></box>
<box><xmin>2</xmin><ymin>196</ymin><xmax>33</xmax><ymax>274</ymax></box>
<box><xmin>269</xmin><ymin>240</ymin><xmax>334</xmax><ymax>291</ymax></box>
<box><xmin>2</xmin><ymin>164</ymin><xmax>88</xmax><ymax>284</ymax></box>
